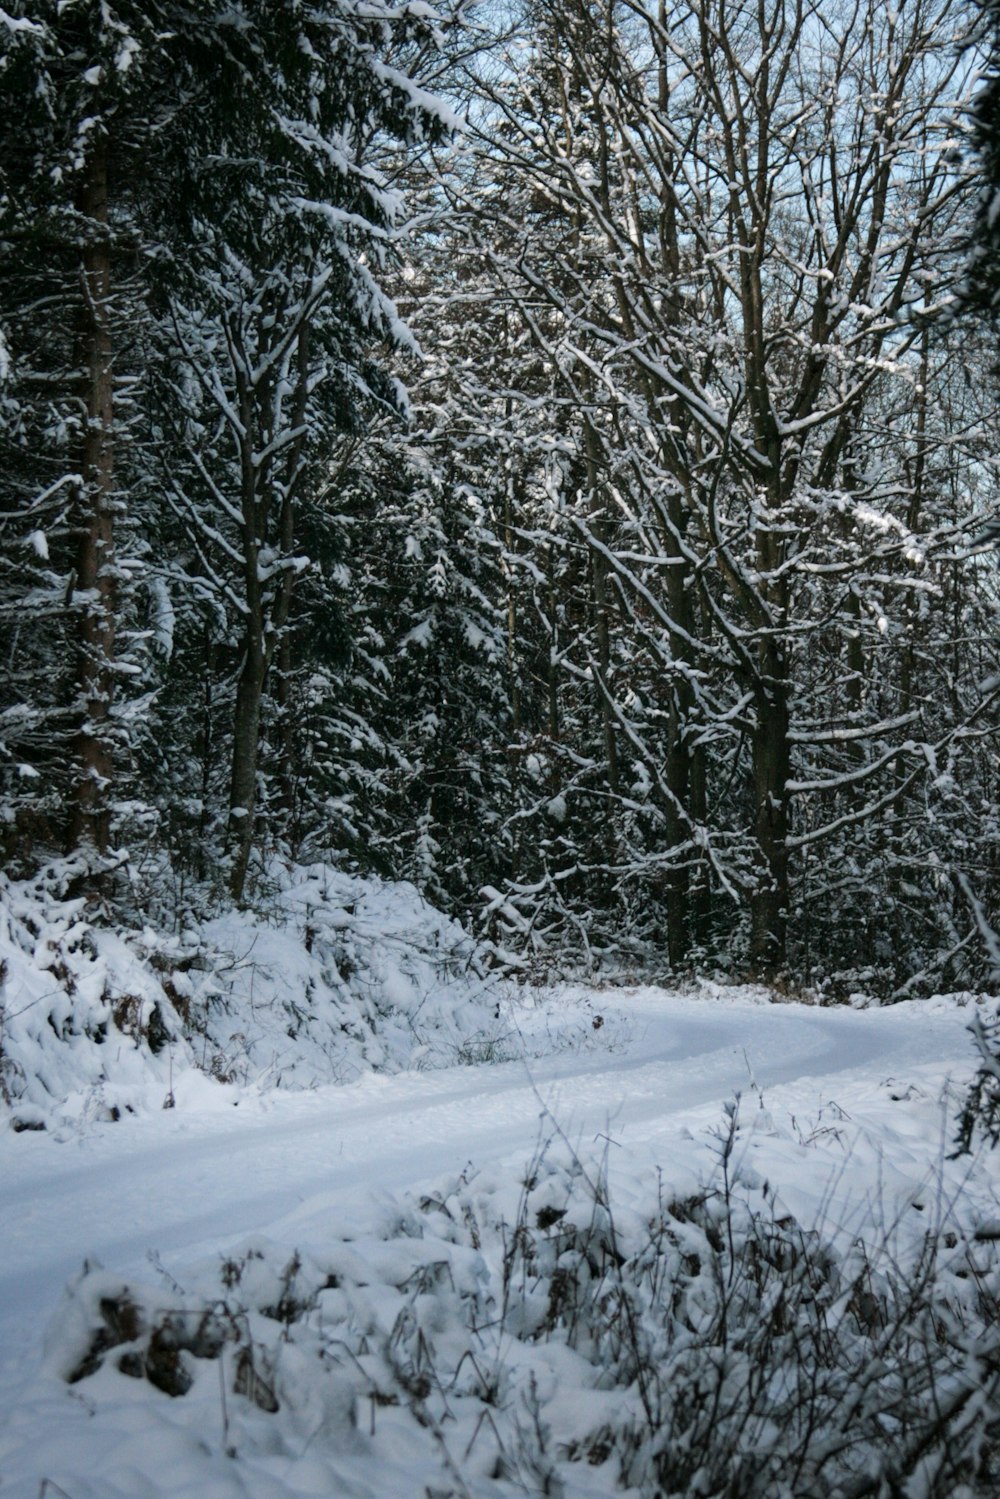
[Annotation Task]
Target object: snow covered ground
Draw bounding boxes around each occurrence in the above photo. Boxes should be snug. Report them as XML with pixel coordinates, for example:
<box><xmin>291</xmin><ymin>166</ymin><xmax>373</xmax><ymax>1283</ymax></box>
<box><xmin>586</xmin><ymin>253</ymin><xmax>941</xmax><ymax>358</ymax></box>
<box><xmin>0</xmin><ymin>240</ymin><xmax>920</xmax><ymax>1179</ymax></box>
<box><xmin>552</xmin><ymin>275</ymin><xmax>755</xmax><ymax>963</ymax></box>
<box><xmin>1</xmin><ymin>981</ymin><xmax>998</xmax><ymax>1498</ymax></box>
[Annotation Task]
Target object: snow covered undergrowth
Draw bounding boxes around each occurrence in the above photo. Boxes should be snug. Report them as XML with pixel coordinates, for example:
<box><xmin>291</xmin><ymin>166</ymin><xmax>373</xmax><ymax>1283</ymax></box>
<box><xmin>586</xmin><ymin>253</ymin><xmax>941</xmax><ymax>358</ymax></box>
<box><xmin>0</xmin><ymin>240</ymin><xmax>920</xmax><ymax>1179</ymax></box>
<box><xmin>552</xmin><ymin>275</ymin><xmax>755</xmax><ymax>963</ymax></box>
<box><xmin>0</xmin><ymin>861</ymin><xmax>607</xmax><ymax>1130</ymax></box>
<box><xmin>1</xmin><ymin>986</ymin><xmax>999</xmax><ymax>1498</ymax></box>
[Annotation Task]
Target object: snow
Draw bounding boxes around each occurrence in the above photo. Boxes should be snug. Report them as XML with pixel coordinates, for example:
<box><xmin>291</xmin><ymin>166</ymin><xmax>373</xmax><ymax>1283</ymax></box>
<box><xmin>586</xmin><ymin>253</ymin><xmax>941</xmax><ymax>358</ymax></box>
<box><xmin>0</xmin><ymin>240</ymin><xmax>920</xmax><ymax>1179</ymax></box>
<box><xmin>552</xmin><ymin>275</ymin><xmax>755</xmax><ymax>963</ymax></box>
<box><xmin>0</xmin><ymin>862</ymin><xmax>516</xmax><ymax>1124</ymax></box>
<box><xmin>146</xmin><ymin>575</ymin><xmax>175</xmax><ymax>659</ymax></box>
<box><xmin>0</xmin><ymin>960</ymin><xmax>997</xmax><ymax>1498</ymax></box>
<box><xmin>0</xmin><ymin>10</ymin><xmax>44</xmax><ymax>36</ymax></box>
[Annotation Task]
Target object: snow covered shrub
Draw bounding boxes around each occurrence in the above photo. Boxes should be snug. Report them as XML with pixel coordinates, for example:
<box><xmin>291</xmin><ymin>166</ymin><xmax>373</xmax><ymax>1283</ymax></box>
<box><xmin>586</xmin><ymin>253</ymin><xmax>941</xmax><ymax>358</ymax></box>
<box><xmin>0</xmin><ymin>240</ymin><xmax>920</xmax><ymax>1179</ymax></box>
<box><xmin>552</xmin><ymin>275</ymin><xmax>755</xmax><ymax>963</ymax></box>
<box><xmin>483</xmin><ymin>1125</ymin><xmax>1000</xmax><ymax>1497</ymax></box>
<box><xmin>43</xmin><ymin>1115</ymin><xmax>1000</xmax><ymax>1499</ymax></box>
<box><xmin>0</xmin><ymin>865</ymin><xmax>188</xmax><ymax>1124</ymax></box>
<box><xmin>955</xmin><ymin>1006</ymin><xmax>1000</xmax><ymax>1154</ymax></box>
<box><xmin>192</xmin><ymin>861</ymin><xmax>509</xmax><ymax>1084</ymax></box>
<box><xmin>0</xmin><ymin>859</ymin><xmax>512</xmax><ymax>1125</ymax></box>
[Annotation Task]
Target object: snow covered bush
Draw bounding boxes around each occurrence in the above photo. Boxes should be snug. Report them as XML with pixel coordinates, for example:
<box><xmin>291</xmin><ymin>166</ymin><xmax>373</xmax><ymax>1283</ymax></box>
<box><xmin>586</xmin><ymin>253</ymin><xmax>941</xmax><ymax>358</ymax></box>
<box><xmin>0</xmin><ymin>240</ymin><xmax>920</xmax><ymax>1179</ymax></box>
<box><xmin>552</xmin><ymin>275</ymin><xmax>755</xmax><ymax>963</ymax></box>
<box><xmin>0</xmin><ymin>861</ymin><xmax>186</xmax><ymax>1126</ymax></box>
<box><xmin>0</xmin><ymin>859</ymin><xmax>510</xmax><ymax>1126</ymax></box>
<box><xmin>38</xmin><ymin>1110</ymin><xmax>1000</xmax><ymax>1499</ymax></box>
<box><xmin>955</xmin><ymin>1005</ymin><xmax>1000</xmax><ymax>1155</ymax></box>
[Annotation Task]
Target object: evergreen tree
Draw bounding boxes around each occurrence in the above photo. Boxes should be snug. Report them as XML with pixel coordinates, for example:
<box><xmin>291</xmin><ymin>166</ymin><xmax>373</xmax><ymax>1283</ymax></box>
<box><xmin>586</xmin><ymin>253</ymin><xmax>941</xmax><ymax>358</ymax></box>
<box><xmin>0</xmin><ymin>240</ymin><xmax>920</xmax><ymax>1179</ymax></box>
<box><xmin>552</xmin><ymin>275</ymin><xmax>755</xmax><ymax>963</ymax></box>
<box><xmin>1</xmin><ymin>0</ymin><xmax>454</xmax><ymax>899</ymax></box>
<box><xmin>145</xmin><ymin>0</ymin><xmax>454</xmax><ymax>901</ymax></box>
<box><xmin>0</xmin><ymin>3</ymin><xmax>184</xmax><ymax>868</ymax></box>
<box><xmin>962</xmin><ymin>1</ymin><xmax>1000</xmax><ymax>323</ymax></box>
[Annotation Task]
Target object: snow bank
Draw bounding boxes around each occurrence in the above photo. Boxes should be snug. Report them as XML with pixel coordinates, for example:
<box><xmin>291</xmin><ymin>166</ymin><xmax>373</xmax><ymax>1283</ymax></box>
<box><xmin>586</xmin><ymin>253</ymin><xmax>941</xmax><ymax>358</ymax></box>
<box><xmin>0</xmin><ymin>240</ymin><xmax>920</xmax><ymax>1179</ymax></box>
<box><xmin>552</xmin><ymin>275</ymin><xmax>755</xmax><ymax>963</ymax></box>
<box><xmin>0</xmin><ymin>861</ymin><xmax>512</xmax><ymax>1127</ymax></box>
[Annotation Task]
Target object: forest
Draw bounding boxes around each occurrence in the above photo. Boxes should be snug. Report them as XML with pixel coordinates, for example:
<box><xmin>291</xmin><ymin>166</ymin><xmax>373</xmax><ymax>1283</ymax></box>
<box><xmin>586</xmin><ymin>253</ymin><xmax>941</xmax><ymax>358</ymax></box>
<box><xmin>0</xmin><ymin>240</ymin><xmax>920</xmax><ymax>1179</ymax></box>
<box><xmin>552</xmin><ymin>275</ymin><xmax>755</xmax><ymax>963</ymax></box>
<box><xmin>2</xmin><ymin>0</ymin><xmax>1000</xmax><ymax>995</ymax></box>
<box><xmin>8</xmin><ymin>6</ymin><xmax>1000</xmax><ymax>1497</ymax></box>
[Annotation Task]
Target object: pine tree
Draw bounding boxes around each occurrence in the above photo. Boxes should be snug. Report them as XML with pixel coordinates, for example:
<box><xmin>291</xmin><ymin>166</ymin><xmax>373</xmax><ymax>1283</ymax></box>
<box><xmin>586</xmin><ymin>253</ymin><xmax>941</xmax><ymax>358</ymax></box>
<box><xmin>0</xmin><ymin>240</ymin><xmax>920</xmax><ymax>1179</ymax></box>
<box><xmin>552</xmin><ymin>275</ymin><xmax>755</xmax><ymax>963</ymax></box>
<box><xmin>1</xmin><ymin>0</ymin><xmax>455</xmax><ymax>899</ymax></box>
<box><xmin>963</xmin><ymin>1</ymin><xmax>1000</xmax><ymax>324</ymax></box>
<box><xmin>141</xmin><ymin>0</ymin><xmax>455</xmax><ymax>900</ymax></box>
<box><xmin>0</xmin><ymin>3</ymin><xmax>191</xmax><ymax>870</ymax></box>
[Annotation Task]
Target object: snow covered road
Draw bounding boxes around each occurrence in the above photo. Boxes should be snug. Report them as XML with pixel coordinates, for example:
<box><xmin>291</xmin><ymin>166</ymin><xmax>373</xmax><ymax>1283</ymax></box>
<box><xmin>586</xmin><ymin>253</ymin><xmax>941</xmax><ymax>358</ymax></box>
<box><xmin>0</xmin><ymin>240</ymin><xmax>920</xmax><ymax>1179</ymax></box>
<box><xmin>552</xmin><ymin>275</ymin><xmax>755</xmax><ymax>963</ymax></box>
<box><xmin>0</xmin><ymin>985</ymin><xmax>981</xmax><ymax>1404</ymax></box>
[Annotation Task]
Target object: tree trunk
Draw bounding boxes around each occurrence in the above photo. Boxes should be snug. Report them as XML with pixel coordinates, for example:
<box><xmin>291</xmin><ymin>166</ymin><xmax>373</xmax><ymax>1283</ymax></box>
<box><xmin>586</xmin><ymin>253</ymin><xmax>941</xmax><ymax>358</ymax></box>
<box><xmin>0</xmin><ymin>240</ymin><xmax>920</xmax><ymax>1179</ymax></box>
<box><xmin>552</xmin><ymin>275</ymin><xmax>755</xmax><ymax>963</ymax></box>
<box><xmin>749</xmin><ymin>643</ymin><xmax>790</xmax><ymax>974</ymax></box>
<box><xmin>228</xmin><ymin>334</ymin><xmax>265</xmax><ymax>902</ymax></box>
<box><xmin>227</xmin><ymin>322</ymin><xmax>309</xmax><ymax>902</ymax></box>
<box><xmin>273</xmin><ymin>624</ymin><xmax>297</xmax><ymax>845</ymax></box>
<box><xmin>229</xmin><ymin>641</ymin><xmax>265</xmax><ymax>903</ymax></box>
<box><xmin>662</xmin><ymin>483</ymin><xmax>701</xmax><ymax>967</ymax></box>
<box><xmin>584</xmin><ymin>423</ymin><xmax>619</xmax><ymax>797</ymax></box>
<box><xmin>663</xmin><ymin>693</ymin><xmax>691</xmax><ymax>970</ymax></box>
<box><xmin>71</xmin><ymin>141</ymin><xmax>116</xmax><ymax>861</ymax></box>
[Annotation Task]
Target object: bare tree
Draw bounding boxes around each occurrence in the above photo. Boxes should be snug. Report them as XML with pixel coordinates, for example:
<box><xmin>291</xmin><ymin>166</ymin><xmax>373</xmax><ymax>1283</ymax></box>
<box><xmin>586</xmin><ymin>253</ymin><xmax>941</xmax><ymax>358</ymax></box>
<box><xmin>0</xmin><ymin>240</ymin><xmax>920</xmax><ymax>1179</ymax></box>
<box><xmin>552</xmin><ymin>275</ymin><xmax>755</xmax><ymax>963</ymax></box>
<box><xmin>459</xmin><ymin>0</ymin><xmax>1000</xmax><ymax>978</ymax></box>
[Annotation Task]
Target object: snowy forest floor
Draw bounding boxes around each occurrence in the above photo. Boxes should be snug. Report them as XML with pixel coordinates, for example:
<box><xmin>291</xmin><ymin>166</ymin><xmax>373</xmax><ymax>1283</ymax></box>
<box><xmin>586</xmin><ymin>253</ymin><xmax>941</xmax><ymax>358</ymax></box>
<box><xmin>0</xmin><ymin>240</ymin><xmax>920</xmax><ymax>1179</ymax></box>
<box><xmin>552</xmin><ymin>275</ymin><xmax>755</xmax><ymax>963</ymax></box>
<box><xmin>2</xmin><ymin>957</ymin><xmax>999</xmax><ymax>1496</ymax></box>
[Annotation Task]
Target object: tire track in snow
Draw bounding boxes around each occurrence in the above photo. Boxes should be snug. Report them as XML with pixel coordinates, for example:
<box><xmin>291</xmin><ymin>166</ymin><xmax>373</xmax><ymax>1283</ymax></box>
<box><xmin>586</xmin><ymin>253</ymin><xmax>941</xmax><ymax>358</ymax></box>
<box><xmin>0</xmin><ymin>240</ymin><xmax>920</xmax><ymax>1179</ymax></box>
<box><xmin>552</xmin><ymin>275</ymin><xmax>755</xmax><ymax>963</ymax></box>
<box><xmin>0</xmin><ymin>993</ymin><xmax>974</xmax><ymax>1392</ymax></box>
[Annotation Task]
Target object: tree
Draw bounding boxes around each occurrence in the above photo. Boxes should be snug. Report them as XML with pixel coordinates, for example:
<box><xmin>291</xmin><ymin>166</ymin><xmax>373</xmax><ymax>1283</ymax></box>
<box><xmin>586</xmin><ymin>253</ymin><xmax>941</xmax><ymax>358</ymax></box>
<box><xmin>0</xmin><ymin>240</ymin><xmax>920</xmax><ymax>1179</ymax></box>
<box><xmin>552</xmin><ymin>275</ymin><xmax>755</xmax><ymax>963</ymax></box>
<box><xmin>147</xmin><ymin>0</ymin><xmax>454</xmax><ymax>902</ymax></box>
<box><xmin>1</xmin><ymin>0</ymin><xmax>454</xmax><ymax>900</ymax></box>
<box><xmin>454</xmin><ymin>0</ymin><xmax>1000</xmax><ymax>983</ymax></box>
<box><xmin>961</xmin><ymin>0</ymin><xmax>1000</xmax><ymax>322</ymax></box>
<box><xmin>0</xmin><ymin>3</ymin><xmax>175</xmax><ymax>866</ymax></box>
